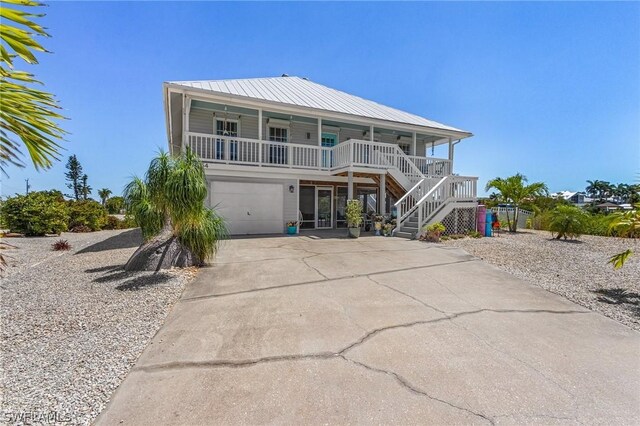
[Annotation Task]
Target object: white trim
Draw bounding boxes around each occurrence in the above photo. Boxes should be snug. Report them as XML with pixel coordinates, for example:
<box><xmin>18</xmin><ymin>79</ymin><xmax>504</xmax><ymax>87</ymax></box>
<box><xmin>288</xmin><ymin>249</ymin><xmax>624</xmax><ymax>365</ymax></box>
<box><xmin>266</xmin><ymin>118</ymin><xmax>291</xmax><ymax>128</ymax></box>
<box><xmin>315</xmin><ymin>186</ymin><xmax>334</xmax><ymax>229</ymax></box>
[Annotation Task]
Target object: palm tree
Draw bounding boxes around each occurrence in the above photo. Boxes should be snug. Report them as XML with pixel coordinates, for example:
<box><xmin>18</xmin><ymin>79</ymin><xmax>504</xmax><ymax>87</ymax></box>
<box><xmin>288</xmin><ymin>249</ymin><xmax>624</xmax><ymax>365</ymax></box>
<box><xmin>0</xmin><ymin>0</ymin><xmax>66</xmax><ymax>174</ymax></box>
<box><xmin>485</xmin><ymin>173</ymin><xmax>548</xmax><ymax>232</ymax></box>
<box><xmin>98</xmin><ymin>188</ymin><xmax>112</xmax><ymax>206</ymax></box>
<box><xmin>608</xmin><ymin>204</ymin><xmax>640</xmax><ymax>269</ymax></box>
<box><xmin>123</xmin><ymin>149</ymin><xmax>227</xmax><ymax>270</ymax></box>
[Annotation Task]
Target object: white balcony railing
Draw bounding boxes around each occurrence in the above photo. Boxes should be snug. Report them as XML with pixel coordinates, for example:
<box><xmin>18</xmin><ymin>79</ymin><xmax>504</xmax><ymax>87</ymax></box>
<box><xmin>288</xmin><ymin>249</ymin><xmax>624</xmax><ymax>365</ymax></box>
<box><xmin>187</xmin><ymin>132</ymin><xmax>453</xmax><ymax>180</ymax></box>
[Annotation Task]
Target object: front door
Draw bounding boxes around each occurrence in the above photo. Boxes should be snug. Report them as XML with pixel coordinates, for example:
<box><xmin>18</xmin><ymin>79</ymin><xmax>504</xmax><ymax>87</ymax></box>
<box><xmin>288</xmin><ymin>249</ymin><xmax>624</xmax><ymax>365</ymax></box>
<box><xmin>316</xmin><ymin>186</ymin><xmax>333</xmax><ymax>229</ymax></box>
<box><xmin>321</xmin><ymin>133</ymin><xmax>338</xmax><ymax>168</ymax></box>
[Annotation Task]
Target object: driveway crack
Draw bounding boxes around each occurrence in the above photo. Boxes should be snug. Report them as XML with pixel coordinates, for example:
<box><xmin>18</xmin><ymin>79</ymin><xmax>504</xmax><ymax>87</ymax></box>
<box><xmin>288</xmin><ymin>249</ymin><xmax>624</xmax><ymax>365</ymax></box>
<box><xmin>339</xmin><ymin>354</ymin><xmax>495</xmax><ymax>425</ymax></box>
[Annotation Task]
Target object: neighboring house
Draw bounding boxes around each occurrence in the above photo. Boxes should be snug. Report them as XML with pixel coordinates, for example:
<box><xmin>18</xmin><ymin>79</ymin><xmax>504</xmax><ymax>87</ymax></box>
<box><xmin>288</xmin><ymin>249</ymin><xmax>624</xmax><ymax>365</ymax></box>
<box><xmin>550</xmin><ymin>191</ymin><xmax>592</xmax><ymax>206</ymax></box>
<box><xmin>163</xmin><ymin>76</ymin><xmax>478</xmax><ymax>237</ymax></box>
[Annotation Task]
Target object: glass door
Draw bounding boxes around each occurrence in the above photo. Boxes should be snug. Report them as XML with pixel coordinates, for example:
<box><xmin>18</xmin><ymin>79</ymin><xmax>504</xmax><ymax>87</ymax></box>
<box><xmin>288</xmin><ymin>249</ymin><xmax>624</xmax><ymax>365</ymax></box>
<box><xmin>299</xmin><ymin>186</ymin><xmax>316</xmax><ymax>229</ymax></box>
<box><xmin>316</xmin><ymin>187</ymin><xmax>333</xmax><ymax>229</ymax></box>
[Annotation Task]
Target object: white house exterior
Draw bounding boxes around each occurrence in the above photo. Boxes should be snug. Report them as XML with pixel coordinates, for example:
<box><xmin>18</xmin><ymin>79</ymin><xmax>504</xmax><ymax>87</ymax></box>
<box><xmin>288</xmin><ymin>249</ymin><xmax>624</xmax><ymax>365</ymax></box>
<box><xmin>163</xmin><ymin>76</ymin><xmax>478</xmax><ymax>237</ymax></box>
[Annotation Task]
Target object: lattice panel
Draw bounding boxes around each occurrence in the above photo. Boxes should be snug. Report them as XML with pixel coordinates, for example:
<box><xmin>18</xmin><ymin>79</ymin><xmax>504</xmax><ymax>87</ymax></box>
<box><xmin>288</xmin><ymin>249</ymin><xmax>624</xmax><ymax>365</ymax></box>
<box><xmin>441</xmin><ymin>207</ymin><xmax>477</xmax><ymax>235</ymax></box>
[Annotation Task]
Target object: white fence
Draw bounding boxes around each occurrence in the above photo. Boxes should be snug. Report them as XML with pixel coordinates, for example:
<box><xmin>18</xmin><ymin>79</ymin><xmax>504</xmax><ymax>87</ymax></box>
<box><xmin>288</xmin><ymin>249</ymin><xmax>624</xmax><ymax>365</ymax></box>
<box><xmin>491</xmin><ymin>207</ymin><xmax>533</xmax><ymax>229</ymax></box>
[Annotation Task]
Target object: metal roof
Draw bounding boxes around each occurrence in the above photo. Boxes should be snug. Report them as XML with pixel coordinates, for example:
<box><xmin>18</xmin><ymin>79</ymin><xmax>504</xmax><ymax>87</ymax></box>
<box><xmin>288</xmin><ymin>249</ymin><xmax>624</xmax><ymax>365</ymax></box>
<box><xmin>167</xmin><ymin>76</ymin><xmax>470</xmax><ymax>135</ymax></box>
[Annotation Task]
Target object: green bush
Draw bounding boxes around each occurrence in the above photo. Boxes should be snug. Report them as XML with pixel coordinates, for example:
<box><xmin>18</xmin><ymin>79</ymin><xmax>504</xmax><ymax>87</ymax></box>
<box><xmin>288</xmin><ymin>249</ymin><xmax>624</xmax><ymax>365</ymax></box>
<box><xmin>0</xmin><ymin>191</ymin><xmax>69</xmax><ymax>235</ymax></box>
<box><xmin>584</xmin><ymin>214</ymin><xmax>613</xmax><ymax>236</ymax></box>
<box><xmin>103</xmin><ymin>214</ymin><xmax>138</xmax><ymax>230</ymax></box>
<box><xmin>529</xmin><ymin>210</ymin><xmax>553</xmax><ymax>231</ymax></box>
<box><xmin>549</xmin><ymin>205</ymin><xmax>589</xmax><ymax>240</ymax></box>
<box><xmin>67</xmin><ymin>200</ymin><xmax>108</xmax><ymax>231</ymax></box>
<box><xmin>105</xmin><ymin>196</ymin><xmax>125</xmax><ymax>214</ymax></box>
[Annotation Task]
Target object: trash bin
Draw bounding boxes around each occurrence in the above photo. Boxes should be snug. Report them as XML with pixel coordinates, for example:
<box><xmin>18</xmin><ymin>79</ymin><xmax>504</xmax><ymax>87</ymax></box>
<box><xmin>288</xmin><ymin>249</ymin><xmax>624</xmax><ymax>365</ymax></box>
<box><xmin>485</xmin><ymin>211</ymin><xmax>493</xmax><ymax>237</ymax></box>
<box><xmin>477</xmin><ymin>205</ymin><xmax>486</xmax><ymax>235</ymax></box>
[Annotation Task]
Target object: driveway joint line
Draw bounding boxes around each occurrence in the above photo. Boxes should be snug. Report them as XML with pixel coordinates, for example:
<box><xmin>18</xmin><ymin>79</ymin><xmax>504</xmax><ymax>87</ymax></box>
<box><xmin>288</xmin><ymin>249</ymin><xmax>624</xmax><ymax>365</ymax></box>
<box><xmin>180</xmin><ymin>258</ymin><xmax>481</xmax><ymax>303</ymax></box>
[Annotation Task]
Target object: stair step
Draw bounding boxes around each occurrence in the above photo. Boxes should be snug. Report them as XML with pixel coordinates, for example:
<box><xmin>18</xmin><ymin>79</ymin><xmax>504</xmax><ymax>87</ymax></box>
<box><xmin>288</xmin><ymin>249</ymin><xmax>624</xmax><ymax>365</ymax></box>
<box><xmin>401</xmin><ymin>226</ymin><xmax>419</xmax><ymax>232</ymax></box>
<box><xmin>395</xmin><ymin>231</ymin><xmax>415</xmax><ymax>239</ymax></box>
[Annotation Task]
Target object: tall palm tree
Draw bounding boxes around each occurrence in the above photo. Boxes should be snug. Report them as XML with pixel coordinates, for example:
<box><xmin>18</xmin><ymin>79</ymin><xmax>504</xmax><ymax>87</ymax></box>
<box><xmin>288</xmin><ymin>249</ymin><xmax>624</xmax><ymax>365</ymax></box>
<box><xmin>124</xmin><ymin>149</ymin><xmax>227</xmax><ymax>270</ymax></box>
<box><xmin>98</xmin><ymin>188</ymin><xmax>112</xmax><ymax>206</ymax></box>
<box><xmin>0</xmin><ymin>0</ymin><xmax>66</xmax><ymax>174</ymax></box>
<box><xmin>485</xmin><ymin>173</ymin><xmax>548</xmax><ymax>232</ymax></box>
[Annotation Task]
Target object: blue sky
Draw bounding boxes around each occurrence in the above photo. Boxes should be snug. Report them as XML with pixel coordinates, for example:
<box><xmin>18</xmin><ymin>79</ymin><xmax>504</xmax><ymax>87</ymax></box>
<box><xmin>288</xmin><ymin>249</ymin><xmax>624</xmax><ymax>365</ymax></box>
<box><xmin>3</xmin><ymin>1</ymin><xmax>639</xmax><ymax>197</ymax></box>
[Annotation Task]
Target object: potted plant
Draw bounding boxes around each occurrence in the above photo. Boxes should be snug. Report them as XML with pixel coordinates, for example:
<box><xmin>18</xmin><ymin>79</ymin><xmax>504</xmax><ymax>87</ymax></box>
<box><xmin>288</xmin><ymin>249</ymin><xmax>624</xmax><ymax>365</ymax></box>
<box><xmin>373</xmin><ymin>214</ymin><xmax>384</xmax><ymax>235</ymax></box>
<box><xmin>345</xmin><ymin>199</ymin><xmax>363</xmax><ymax>238</ymax></box>
<box><xmin>286</xmin><ymin>221</ymin><xmax>298</xmax><ymax>235</ymax></box>
<box><xmin>383</xmin><ymin>223</ymin><xmax>395</xmax><ymax>237</ymax></box>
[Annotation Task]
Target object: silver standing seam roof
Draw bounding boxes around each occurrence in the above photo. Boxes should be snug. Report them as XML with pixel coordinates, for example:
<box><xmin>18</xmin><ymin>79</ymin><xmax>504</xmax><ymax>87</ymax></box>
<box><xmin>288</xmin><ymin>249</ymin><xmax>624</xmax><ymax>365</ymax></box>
<box><xmin>167</xmin><ymin>76</ymin><xmax>470</xmax><ymax>136</ymax></box>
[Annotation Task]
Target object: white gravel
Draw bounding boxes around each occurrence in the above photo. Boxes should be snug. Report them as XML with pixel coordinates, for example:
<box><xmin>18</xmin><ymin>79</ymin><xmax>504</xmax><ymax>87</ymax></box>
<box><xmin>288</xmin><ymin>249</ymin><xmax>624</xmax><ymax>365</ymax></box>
<box><xmin>442</xmin><ymin>230</ymin><xmax>640</xmax><ymax>330</ymax></box>
<box><xmin>0</xmin><ymin>229</ymin><xmax>192</xmax><ymax>425</ymax></box>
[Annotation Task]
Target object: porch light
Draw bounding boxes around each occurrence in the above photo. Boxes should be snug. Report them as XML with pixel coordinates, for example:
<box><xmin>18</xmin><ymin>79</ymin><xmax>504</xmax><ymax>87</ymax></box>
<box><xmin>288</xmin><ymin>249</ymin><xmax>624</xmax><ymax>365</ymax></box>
<box><xmin>289</xmin><ymin>185</ymin><xmax>295</xmax><ymax>193</ymax></box>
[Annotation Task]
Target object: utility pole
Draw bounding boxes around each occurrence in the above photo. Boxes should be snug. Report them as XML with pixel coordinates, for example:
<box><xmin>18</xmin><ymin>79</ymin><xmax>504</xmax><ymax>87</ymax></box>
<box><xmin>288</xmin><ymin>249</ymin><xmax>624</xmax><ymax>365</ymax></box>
<box><xmin>25</xmin><ymin>178</ymin><xmax>30</xmax><ymax>195</ymax></box>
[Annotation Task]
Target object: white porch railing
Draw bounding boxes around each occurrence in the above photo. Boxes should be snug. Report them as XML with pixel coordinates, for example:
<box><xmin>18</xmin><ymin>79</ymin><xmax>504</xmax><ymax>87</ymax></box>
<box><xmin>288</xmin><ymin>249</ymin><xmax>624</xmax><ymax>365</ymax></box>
<box><xmin>187</xmin><ymin>133</ymin><xmax>451</xmax><ymax>181</ymax></box>
<box><xmin>408</xmin><ymin>156</ymin><xmax>452</xmax><ymax>177</ymax></box>
<box><xmin>187</xmin><ymin>132</ymin><xmax>332</xmax><ymax>170</ymax></box>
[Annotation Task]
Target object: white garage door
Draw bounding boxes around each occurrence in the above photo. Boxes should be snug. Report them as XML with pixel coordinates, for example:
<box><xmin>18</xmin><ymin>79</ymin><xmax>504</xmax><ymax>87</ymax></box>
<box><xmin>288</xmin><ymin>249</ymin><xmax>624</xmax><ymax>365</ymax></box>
<box><xmin>210</xmin><ymin>181</ymin><xmax>283</xmax><ymax>235</ymax></box>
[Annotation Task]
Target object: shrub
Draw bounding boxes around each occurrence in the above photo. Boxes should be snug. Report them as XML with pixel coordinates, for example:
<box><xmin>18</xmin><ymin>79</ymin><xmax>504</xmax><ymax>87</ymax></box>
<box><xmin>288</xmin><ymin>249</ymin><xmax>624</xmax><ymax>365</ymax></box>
<box><xmin>529</xmin><ymin>210</ymin><xmax>553</xmax><ymax>231</ymax></box>
<box><xmin>549</xmin><ymin>205</ymin><xmax>589</xmax><ymax>240</ymax></box>
<box><xmin>121</xmin><ymin>214</ymin><xmax>137</xmax><ymax>229</ymax></box>
<box><xmin>584</xmin><ymin>214</ymin><xmax>613</xmax><ymax>236</ymax></box>
<box><xmin>105</xmin><ymin>196</ymin><xmax>125</xmax><ymax>214</ymax></box>
<box><xmin>103</xmin><ymin>215</ymin><xmax>121</xmax><ymax>230</ymax></box>
<box><xmin>70</xmin><ymin>224</ymin><xmax>92</xmax><ymax>233</ymax></box>
<box><xmin>0</xmin><ymin>191</ymin><xmax>69</xmax><ymax>236</ymax></box>
<box><xmin>52</xmin><ymin>239</ymin><xmax>71</xmax><ymax>251</ymax></box>
<box><xmin>421</xmin><ymin>222</ymin><xmax>446</xmax><ymax>242</ymax></box>
<box><xmin>467</xmin><ymin>230</ymin><xmax>482</xmax><ymax>238</ymax></box>
<box><xmin>67</xmin><ymin>200</ymin><xmax>108</xmax><ymax>231</ymax></box>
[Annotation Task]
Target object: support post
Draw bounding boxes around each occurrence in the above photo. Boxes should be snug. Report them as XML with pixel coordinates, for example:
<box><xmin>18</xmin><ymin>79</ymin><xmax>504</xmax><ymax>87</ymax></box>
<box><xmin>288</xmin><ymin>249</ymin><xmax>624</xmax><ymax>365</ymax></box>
<box><xmin>380</xmin><ymin>173</ymin><xmax>386</xmax><ymax>215</ymax></box>
<box><xmin>370</xmin><ymin>125</ymin><xmax>375</xmax><ymax>141</ymax></box>
<box><xmin>317</xmin><ymin>117</ymin><xmax>322</xmax><ymax>169</ymax></box>
<box><xmin>181</xmin><ymin>93</ymin><xmax>189</xmax><ymax>153</ymax></box>
<box><xmin>347</xmin><ymin>171</ymin><xmax>354</xmax><ymax>200</ymax></box>
<box><xmin>412</xmin><ymin>132</ymin><xmax>417</xmax><ymax>156</ymax></box>
<box><xmin>258</xmin><ymin>109</ymin><xmax>263</xmax><ymax>165</ymax></box>
<box><xmin>448</xmin><ymin>138</ymin><xmax>453</xmax><ymax>161</ymax></box>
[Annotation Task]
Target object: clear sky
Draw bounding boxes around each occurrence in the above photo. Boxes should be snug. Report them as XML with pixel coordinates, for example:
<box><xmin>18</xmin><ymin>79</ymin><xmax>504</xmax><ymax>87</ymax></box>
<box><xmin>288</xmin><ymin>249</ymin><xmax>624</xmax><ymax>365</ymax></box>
<box><xmin>3</xmin><ymin>1</ymin><xmax>639</xmax><ymax>197</ymax></box>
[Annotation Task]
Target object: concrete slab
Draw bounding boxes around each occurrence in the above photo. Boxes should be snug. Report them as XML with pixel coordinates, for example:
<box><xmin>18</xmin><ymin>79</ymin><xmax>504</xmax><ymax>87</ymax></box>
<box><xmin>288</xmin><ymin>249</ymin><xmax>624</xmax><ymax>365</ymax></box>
<box><xmin>97</xmin><ymin>236</ymin><xmax>640</xmax><ymax>425</ymax></box>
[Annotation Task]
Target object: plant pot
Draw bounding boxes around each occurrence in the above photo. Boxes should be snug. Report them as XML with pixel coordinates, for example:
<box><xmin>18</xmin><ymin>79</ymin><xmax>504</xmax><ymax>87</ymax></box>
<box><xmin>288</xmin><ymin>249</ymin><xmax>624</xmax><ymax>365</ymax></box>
<box><xmin>348</xmin><ymin>227</ymin><xmax>360</xmax><ymax>238</ymax></box>
<box><xmin>287</xmin><ymin>226</ymin><xmax>297</xmax><ymax>235</ymax></box>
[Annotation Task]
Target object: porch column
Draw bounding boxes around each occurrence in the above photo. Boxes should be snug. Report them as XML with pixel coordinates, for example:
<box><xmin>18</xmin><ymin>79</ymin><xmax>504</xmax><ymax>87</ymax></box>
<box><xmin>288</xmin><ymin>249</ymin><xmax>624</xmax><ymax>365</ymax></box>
<box><xmin>347</xmin><ymin>171</ymin><xmax>354</xmax><ymax>199</ymax></box>
<box><xmin>182</xmin><ymin>94</ymin><xmax>190</xmax><ymax>153</ymax></box>
<box><xmin>448</xmin><ymin>138</ymin><xmax>453</xmax><ymax>161</ymax></box>
<box><xmin>317</xmin><ymin>117</ymin><xmax>322</xmax><ymax>168</ymax></box>
<box><xmin>258</xmin><ymin>109</ymin><xmax>263</xmax><ymax>165</ymax></box>
<box><xmin>379</xmin><ymin>173</ymin><xmax>387</xmax><ymax>215</ymax></box>
<box><xmin>370</xmin><ymin>125</ymin><xmax>375</xmax><ymax>141</ymax></box>
<box><xmin>412</xmin><ymin>132</ymin><xmax>417</xmax><ymax>156</ymax></box>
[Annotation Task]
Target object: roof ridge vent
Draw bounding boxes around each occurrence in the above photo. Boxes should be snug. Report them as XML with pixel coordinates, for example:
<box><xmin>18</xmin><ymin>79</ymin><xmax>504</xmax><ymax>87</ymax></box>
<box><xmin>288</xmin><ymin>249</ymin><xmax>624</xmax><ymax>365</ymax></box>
<box><xmin>281</xmin><ymin>73</ymin><xmax>289</xmax><ymax>77</ymax></box>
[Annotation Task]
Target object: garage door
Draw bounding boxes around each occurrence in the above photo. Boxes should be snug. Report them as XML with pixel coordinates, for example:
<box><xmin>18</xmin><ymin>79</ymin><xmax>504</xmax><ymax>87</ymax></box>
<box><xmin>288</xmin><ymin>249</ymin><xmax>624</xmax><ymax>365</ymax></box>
<box><xmin>210</xmin><ymin>181</ymin><xmax>284</xmax><ymax>235</ymax></box>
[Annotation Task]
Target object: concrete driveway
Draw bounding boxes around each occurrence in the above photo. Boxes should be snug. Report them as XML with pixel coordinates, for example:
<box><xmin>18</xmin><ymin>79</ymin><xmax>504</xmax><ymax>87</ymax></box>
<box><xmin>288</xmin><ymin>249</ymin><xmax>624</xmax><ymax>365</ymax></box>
<box><xmin>98</xmin><ymin>233</ymin><xmax>640</xmax><ymax>425</ymax></box>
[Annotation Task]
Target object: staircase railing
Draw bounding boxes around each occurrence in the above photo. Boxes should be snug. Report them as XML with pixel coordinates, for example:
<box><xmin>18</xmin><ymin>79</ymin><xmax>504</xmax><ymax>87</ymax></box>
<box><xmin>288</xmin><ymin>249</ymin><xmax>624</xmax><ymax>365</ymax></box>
<box><xmin>415</xmin><ymin>176</ymin><xmax>478</xmax><ymax>231</ymax></box>
<box><xmin>395</xmin><ymin>177</ymin><xmax>444</xmax><ymax>226</ymax></box>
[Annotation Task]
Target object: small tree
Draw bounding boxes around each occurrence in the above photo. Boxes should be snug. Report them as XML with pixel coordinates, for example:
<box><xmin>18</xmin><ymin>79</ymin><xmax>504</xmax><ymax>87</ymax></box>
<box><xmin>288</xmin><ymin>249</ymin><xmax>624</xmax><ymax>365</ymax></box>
<box><xmin>81</xmin><ymin>174</ymin><xmax>91</xmax><ymax>200</ymax></box>
<box><xmin>548</xmin><ymin>205</ymin><xmax>589</xmax><ymax>240</ymax></box>
<box><xmin>65</xmin><ymin>155</ymin><xmax>83</xmax><ymax>200</ymax></box>
<box><xmin>105</xmin><ymin>196</ymin><xmax>125</xmax><ymax>214</ymax></box>
<box><xmin>485</xmin><ymin>173</ymin><xmax>548</xmax><ymax>232</ymax></box>
<box><xmin>98</xmin><ymin>188</ymin><xmax>111</xmax><ymax>206</ymax></box>
<box><xmin>608</xmin><ymin>205</ymin><xmax>640</xmax><ymax>269</ymax></box>
<box><xmin>123</xmin><ymin>149</ymin><xmax>227</xmax><ymax>270</ymax></box>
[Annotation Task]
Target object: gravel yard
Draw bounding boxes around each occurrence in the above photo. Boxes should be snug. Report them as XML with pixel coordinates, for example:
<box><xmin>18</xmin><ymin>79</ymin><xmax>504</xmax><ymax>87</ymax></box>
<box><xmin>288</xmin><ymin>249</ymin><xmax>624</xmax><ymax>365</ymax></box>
<box><xmin>443</xmin><ymin>230</ymin><xmax>640</xmax><ymax>331</ymax></box>
<box><xmin>1</xmin><ymin>229</ymin><xmax>192</xmax><ymax>425</ymax></box>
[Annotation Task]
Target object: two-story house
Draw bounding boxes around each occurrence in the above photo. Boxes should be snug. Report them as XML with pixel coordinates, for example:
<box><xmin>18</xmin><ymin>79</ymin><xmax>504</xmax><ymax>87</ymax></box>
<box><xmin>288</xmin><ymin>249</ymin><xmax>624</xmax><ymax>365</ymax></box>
<box><xmin>163</xmin><ymin>76</ymin><xmax>477</xmax><ymax>237</ymax></box>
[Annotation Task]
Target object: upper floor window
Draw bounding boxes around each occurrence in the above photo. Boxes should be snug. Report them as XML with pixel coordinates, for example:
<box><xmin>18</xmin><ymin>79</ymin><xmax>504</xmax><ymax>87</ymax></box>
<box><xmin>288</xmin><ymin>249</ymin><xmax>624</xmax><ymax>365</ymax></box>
<box><xmin>216</xmin><ymin>119</ymin><xmax>239</xmax><ymax>137</ymax></box>
<box><xmin>269</xmin><ymin>126</ymin><xmax>288</xmax><ymax>143</ymax></box>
